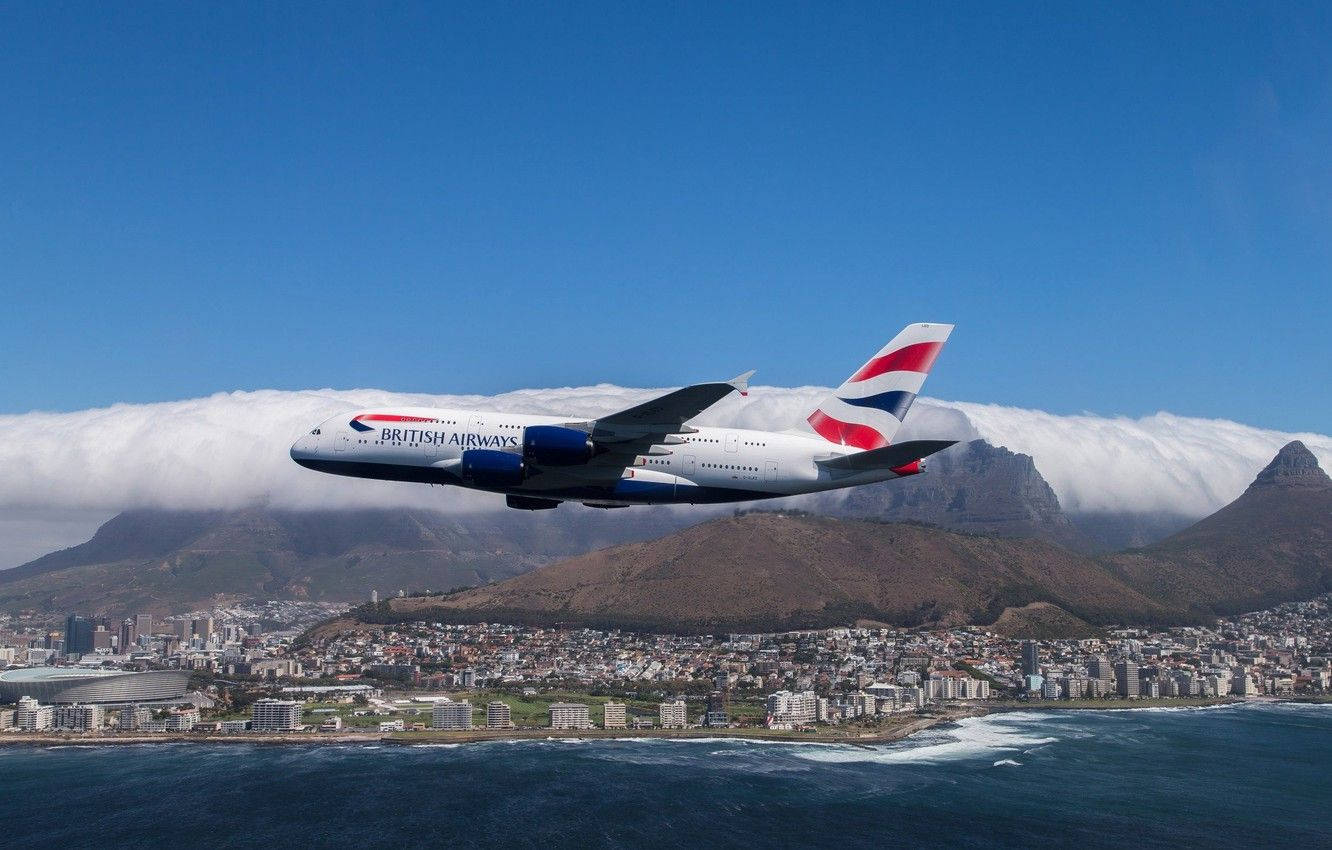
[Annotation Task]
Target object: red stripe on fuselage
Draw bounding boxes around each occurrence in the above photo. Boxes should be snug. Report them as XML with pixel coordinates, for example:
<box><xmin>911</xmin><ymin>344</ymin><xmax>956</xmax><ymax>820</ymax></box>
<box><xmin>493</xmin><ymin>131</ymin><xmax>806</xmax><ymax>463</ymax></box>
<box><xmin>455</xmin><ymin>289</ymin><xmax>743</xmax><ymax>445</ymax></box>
<box><xmin>847</xmin><ymin>341</ymin><xmax>944</xmax><ymax>383</ymax></box>
<box><xmin>354</xmin><ymin>414</ymin><xmax>437</xmax><ymax>423</ymax></box>
<box><xmin>806</xmin><ymin>410</ymin><xmax>889</xmax><ymax>450</ymax></box>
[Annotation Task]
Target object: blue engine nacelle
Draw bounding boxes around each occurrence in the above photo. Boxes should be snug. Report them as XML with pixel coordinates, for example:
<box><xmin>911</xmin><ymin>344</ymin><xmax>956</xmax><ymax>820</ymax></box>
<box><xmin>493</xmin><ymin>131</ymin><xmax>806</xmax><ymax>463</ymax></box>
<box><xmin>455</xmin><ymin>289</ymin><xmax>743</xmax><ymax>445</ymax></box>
<box><xmin>523</xmin><ymin>425</ymin><xmax>594</xmax><ymax>466</ymax></box>
<box><xmin>460</xmin><ymin>449</ymin><xmax>525</xmax><ymax>486</ymax></box>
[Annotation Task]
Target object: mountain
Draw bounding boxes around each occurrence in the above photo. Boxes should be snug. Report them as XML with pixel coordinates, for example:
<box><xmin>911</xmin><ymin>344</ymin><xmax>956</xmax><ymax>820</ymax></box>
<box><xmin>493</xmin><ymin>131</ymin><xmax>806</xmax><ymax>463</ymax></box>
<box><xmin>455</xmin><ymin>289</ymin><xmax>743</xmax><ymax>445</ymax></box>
<box><xmin>820</xmin><ymin>440</ymin><xmax>1097</xmax><ymax>551</ymax></box>
<box><xmin>0</xmin><ymin>506</ymin><xmax>697</xmax><ymax>617</ymax></box>
<box><xmin>1107</xmin><ymin>441</ymin><xmax>1332</xmax><ymax>615</ymax></box>
<box><xmin>7</xmin><ymin>443</ymin><xmax>1326</xmax><ymax>633</ymax></box>
<box><xmin>368</xmin><ymin>442</ymin><xmax>1332</xmax><ymax>635</ymax></box>
<box><xmin>382</xmin><ymin>513</ymin><xmax>1174</xmax><ymax>632</ymax></box>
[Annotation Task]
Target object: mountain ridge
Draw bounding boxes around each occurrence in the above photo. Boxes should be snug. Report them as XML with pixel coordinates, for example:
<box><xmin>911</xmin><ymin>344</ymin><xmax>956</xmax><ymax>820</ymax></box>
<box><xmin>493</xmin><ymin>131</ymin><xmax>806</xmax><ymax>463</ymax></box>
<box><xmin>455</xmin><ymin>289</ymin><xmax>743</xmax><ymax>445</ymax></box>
<box><xmin>371</xmin><ymin>441</ymin><xmax>1332</xmax><ymax>634</ymax></box>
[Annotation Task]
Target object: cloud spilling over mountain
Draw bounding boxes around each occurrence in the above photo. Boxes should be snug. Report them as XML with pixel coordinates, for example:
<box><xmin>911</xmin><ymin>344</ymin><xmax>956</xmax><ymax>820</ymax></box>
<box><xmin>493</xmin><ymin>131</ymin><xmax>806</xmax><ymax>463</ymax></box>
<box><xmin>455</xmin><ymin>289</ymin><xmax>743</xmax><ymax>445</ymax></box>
<box><xmin>0</xmin><ymin>386</ymin><xmax>1327</xmax><ymax>521</ymax></box>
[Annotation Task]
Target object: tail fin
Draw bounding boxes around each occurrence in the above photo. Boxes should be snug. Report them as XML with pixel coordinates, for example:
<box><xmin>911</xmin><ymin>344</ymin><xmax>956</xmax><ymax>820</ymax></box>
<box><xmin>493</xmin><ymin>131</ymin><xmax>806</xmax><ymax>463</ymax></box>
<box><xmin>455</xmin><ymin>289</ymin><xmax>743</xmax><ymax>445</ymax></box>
<box><xmin>807</xmin><ymin>323</ymin><xmax>954</xmax><ymax>450</ymax></box>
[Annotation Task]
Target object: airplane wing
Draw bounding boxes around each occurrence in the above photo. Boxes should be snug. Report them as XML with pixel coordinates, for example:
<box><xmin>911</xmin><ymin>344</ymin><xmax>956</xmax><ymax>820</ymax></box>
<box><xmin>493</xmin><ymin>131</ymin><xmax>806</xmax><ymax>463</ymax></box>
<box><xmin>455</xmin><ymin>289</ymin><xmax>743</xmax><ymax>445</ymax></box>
<box><xmin>580</xmin><ymin>370</ymin><xmax>755</xmax><ymax>456</ymax></box>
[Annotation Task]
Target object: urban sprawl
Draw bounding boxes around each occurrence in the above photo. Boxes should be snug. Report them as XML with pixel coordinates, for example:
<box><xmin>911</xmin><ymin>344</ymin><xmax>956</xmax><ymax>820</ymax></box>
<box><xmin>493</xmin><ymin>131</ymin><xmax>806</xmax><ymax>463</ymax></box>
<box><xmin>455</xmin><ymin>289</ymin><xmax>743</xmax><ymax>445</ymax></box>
<box><xmin>1</xmin><ymin>594</ymin><xmax>1330</xmax><ymax>737</ymax></box>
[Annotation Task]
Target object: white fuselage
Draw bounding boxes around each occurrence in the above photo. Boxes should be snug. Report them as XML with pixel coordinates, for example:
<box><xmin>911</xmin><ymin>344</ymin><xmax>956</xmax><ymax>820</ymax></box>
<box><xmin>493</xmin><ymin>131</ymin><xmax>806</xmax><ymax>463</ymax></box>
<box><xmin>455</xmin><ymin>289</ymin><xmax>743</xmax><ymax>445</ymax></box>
<box><xmin>289</xmin><ymin>406</ymin><xmax>914</xmax><ymax>508</ymax></box>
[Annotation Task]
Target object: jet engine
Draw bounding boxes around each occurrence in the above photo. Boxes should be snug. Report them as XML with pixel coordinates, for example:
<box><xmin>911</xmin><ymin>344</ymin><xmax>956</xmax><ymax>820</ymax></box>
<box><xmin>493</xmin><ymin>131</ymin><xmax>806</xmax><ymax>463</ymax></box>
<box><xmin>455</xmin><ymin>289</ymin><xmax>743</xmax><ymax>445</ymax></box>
<box><xmin>522</xmin><ymin>425</ymin><xmax>594</xmax><ymax>466</ymax></box>
<box><xmin>460</xmin><ymin>449</ymin><xmax>525</xmax><ymax>486</ymax></box>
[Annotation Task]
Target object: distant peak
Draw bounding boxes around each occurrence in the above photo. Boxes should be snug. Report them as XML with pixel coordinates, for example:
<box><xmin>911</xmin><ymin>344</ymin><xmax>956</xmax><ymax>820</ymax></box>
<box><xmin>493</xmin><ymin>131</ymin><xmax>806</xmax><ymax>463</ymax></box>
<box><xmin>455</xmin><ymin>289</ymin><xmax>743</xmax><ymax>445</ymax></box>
<box><xmin>1250</xmin><ymin>441</ymin><xmax>1331</xmax><ymax>490</ymax></box>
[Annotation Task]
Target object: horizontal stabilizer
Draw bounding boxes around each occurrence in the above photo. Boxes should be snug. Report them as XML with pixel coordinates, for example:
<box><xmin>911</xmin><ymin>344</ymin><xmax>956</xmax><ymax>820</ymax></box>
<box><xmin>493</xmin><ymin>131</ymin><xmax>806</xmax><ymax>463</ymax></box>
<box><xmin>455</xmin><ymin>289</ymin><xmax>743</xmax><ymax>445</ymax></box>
<box><xmin>816</xmin><ymin>439</ymin><xmax>957</xmax><ymax>471</ymax></box>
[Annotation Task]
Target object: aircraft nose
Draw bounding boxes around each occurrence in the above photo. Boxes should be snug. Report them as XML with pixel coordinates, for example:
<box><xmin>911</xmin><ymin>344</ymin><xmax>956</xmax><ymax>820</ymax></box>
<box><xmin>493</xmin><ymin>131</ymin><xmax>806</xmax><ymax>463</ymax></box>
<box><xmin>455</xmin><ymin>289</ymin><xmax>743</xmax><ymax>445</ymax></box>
<box><xmin>290</xmin><ymin>433</ymin><xmax>318</xmax><ymax>463</ymax></box>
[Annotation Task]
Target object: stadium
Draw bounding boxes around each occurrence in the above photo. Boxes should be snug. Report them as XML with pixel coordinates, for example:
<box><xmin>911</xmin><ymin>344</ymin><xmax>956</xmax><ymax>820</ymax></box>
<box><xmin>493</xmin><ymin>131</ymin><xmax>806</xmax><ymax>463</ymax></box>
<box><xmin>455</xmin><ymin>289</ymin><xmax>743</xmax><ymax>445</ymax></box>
<box><xmin>0</xmin><ymin>667</ymin><xmax>189</xmax><ymax>704</ymax></box>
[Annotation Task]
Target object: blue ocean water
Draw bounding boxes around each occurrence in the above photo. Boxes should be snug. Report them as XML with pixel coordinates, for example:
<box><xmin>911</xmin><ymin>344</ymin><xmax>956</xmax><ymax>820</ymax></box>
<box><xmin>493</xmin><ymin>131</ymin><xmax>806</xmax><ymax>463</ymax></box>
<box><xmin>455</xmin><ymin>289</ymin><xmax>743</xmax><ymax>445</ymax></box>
<box><xmin>3</xmin><ymin>703</ymin><xmax>1329</xmax><ymax>849</ymax></box>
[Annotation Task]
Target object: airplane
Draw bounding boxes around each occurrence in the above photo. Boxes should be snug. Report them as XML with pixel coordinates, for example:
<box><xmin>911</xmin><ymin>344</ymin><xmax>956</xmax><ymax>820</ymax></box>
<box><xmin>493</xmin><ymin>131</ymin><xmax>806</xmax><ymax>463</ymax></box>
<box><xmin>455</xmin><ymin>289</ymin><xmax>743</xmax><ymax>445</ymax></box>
<box><xmin>290</xmin><ymin>323</ymin><xmax>957</xmax><ymax>510</ymax></box>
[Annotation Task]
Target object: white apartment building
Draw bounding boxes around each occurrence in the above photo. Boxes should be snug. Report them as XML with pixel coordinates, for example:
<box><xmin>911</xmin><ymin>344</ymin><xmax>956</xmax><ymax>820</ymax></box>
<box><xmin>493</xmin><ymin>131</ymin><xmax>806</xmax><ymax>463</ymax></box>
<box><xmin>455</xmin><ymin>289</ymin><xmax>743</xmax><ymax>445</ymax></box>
<box><xmin>765</xmin><ymin>690</ymin><xmax>817</xmax><ymax>727</ymax></box>
<box><xmin>250</xmin><ymin>698</ymin><xmax>303</xmax><ymax>731</ymax></box>
<box><xmin>16</xmin><ymin>696</ymin><xmax>53</xmax><ymax>731</ymax></box>
<box><xmin>602</xmin><ymin>702</ymin><xmax>627</xmax><ymax>729</ymax></box>
<box><xmin>927</xmin><ymin>672</ymin><xmax>990</xmax><ymax>701</ymax></box>
<box><xmin>486</xmin><ymin>701</ymin><xmax>513</xmax><ymax>729</ymax></box>
<box><xmin>432</xmin><ymin>699</ymin><xmax>473</xmax><ymax>730</ymax></box>
<box><xmin>165</xmin><ymin>707</ymin><xmax>200</xmax><ymax>731</ymax></box>
<box><xmin>549</xmin><ymin>702</ymin><xmax>592</xmax><ymax>730</ymax></box>
<box><xmin>659</xmin><ymin>699</ymin><xmax>687</xmax><ymax>729</ymax></box>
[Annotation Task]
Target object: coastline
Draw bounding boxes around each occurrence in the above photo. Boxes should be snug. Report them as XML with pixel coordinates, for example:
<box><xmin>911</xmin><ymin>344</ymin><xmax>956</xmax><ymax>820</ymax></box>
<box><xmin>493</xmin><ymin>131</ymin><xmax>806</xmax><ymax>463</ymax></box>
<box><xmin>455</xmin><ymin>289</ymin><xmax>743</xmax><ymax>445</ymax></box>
<box><xmin>1</xmin><ymin>698</ymin><xmax>1304</xmax><ymax>749</ymax></box>
<box><xmin>0</xmin><ymin>708</ymin><xmax>975</xmax><ymax>749</ymax></box>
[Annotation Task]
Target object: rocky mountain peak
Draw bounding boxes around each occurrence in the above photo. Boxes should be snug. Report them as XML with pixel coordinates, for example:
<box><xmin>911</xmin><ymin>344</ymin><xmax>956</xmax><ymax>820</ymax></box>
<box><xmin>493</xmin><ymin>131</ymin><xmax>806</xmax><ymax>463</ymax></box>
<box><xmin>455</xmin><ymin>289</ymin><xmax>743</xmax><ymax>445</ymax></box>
<box><xmin>827</xmin><ymin>439</ymin><xmax>1094</xmax><ymax>551</ymax></box>
<box><xmin>1249</xmin><ymin>441</ymin><xmax>1331</xmax><ymax>491</ymax></box>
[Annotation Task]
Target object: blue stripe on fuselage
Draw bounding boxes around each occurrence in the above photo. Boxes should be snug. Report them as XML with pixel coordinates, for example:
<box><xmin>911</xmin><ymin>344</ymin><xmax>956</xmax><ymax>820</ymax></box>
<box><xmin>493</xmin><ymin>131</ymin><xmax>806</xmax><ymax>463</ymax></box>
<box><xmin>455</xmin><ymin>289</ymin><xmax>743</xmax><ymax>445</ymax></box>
<box><xmin>295</xmin><ymin>458</ymin><xmax>777</xmax><ymax>505</ymax></box>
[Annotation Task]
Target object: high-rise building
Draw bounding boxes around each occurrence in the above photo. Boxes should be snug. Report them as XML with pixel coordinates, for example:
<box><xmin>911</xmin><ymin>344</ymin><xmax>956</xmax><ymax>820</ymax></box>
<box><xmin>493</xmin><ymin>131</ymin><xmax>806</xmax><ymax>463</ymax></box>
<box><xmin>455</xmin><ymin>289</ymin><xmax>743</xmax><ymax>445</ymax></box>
<box><xmin>133</xmin><ymin>613</ymin><xmax>153</xmax><ymax>639</ymax></box>
<box><xmin>118</xmin><ymin>619</ymin><xmax>136</xmax><ymax>653</ymax></box>
<box><xmin>1061</xmin><ymin>675</ymin><xmax>1087</xmax><ymax>699</ymax></box>
<box><xmin>431</xmin><ymin>699</ymin><xmax>473</xmax><ymax>730</ymax></box>
<box><xmin>64</xmin><ymin>614</ymin><xmax>93</xmax><ymax>655</ymax></box>
<box><xmin>118</xmin><ymin>705</ymin><xmax>152</xmax><ymax>731</ymax></box>
<box><xmin>1021</xmin><ymin>641</ymin><xmax>1040</xmax><ymax>678</ymax></box>
<box><xmin>1115</xmin><ymin>659</ymin><xmax>1140</xmax><ymax>698</ymax></box>
<box><xmin>1087</xmin><ymin>656</ymin><xmax>1114</xmax><ymax>690</ymax></box>
<box><xmin>486</xmin><ymin>701</ymin><xmax>513</xmax><ymax>729</ymax></box>
<box><xmin>659</xmin><ymin>700</ymin><xmax>687</xmax><ymax>729</ymax></box>
<box><xmin>549</xmin><ymin>702</ymin><xmax>592</xmax><ymax>730</ymax></box>
<box><xmin>191</xmin><ymin>618</ymin><xmax>214</xmax><ymax>642</ymax></box>
<box><xmin>251</xmin><ymin>698</ymin><xmax>303</xmax><ymax>731</ymax></box>
<box><xmin>602</xmin><ymin>702</ymin><xmax>627</xmax><ymax>729</ymax></box>
<box><xmin>53</xmin><ymin>703</ymin><xmax>104</xmax><ymax>732</ymax></box>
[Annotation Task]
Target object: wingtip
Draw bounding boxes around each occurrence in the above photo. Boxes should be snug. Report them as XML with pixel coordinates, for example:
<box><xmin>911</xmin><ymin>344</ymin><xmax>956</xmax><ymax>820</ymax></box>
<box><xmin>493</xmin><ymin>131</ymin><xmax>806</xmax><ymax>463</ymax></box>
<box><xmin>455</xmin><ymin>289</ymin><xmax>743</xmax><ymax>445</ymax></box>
<box><xmin>728</xmin><ymin>369</ymin><xmax>756</xmax><ymax>395</ymax></box>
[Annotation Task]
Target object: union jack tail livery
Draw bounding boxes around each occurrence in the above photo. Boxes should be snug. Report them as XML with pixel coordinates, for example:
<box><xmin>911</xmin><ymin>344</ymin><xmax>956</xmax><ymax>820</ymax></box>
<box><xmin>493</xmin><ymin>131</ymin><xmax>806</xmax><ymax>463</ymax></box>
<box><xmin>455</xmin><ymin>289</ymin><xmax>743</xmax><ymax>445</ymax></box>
<box><xmin>807</xmin><ymin>323</ymin><xmax>954</xmax><ymax>450</ymax></box>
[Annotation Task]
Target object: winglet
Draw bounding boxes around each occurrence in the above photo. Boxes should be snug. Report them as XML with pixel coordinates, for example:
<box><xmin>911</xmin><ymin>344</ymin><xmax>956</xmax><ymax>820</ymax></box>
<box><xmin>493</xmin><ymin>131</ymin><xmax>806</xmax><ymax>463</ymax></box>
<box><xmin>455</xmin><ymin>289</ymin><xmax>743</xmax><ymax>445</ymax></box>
<box><xmin>728</xmin><ymin>370</ymin><xmax>756</xmax><ymax>396</ymax></box>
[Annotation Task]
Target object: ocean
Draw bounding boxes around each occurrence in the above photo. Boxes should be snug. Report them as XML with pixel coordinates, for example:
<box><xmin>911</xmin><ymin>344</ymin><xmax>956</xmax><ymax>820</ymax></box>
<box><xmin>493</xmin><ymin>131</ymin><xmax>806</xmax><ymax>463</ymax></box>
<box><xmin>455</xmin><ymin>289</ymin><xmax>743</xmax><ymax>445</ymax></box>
<box><xmin>3</xmin><ymin>702</ymin><xmax>1329</xmax><ymax>849</ymax></box>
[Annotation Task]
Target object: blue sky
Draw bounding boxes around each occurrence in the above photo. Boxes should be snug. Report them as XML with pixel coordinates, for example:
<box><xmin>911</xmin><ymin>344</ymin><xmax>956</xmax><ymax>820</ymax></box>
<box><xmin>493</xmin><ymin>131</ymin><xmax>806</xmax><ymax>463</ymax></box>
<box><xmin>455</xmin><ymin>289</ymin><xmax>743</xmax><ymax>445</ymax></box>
<box><xmin>2</xmin><ymin>3</ymin><xmax>1329</xmax><ymax>431</ymax></box>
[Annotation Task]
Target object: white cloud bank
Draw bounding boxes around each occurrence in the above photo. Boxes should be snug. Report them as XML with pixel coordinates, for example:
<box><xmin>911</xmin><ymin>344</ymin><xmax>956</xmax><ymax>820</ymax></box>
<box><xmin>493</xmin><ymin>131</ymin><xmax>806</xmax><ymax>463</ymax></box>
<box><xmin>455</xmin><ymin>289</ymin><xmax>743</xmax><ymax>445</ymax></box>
<box><xmin>0</xmin><ymin>386</ymin><xmax>1328</xmax><ymax>521</ymax></box>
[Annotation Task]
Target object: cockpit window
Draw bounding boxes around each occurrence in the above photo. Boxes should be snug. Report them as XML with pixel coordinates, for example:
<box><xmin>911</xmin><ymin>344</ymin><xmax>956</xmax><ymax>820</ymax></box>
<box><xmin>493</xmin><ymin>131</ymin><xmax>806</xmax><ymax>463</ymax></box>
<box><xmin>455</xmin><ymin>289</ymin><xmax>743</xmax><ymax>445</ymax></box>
<box><xmin>311</xmin><ymin>429</ymin><xmax>321</xmax><ymax>435</ymax></box>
